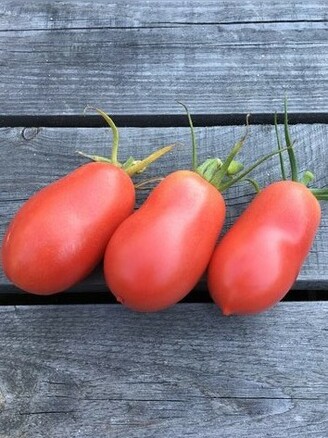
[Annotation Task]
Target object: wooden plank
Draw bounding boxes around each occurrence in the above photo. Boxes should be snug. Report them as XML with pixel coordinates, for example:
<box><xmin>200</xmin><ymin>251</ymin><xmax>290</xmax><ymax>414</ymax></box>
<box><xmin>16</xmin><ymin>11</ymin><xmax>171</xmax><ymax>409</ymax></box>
<box><xmin>1</xmin><ymin>0</ymin><xmax>327</xmax><ymax>30</ymax></box>
<box><xmin>0</xmin><ymin>1</ymin><xmax>328</xmax><ymax>115</ymax></box>
<box><xmin>0</xmin><ymin>303</ymin><xmax>327</xmax><ymax>437</ymax></box>
<box><xmin>1</xmin><ymin>124</ymin><xmax>328</xmax><ymax>293</ymax></box>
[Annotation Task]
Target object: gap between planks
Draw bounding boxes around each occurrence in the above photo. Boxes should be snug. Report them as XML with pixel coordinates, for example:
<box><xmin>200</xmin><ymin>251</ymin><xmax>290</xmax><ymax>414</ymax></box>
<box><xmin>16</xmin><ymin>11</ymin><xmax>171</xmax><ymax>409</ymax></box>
<box><xmin>1</xmin><ymin>113</ymin><xmax>328</xmax><ymax>128</ymax></box>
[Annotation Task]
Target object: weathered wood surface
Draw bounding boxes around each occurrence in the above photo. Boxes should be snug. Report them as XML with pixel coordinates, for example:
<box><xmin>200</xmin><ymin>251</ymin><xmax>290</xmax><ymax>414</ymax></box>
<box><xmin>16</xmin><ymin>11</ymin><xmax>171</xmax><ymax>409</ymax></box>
<box><xmin>2</xmin><ymin>0</ymin><xmax>327</xmax><ymax>30</ymax></box>
<box><xmin>1</xmin><ymin>124</ymin><xmax>328</xmax><ymax>295</ymax></box>
<box><xmin>1</xmin><ymin>1</ymin><xmax>328</xmax><ymax>116</ymax></box>
<box><xmin>0</xmin><ymin>1</ymin><xmax>327</xmax><ymax>436</ymax></box>
<box><xmin>0</xmin><ymin>303</ymin><xmax>326</xmax><ymax>438</ymax></box>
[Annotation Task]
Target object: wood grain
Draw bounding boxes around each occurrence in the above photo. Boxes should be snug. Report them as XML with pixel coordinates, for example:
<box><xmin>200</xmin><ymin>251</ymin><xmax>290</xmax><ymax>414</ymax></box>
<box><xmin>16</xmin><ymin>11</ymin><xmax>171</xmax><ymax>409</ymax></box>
<box><xmin>1</xmin><ymin>1</ymin><xmax>327</xmax><ymax>30</ymax></box>
<box><xmin>0</xmin><ymin>124</ymin><xmax>328</xmax><ymax>293</ymax></box>
<box><xmin>0</xmin><ymin>1</ymin><xmax>328</xmax><ymax>116</ymax></box>
<box><xmin>0</xmin><ymin>303</ymin><xmax>326</xmax><ymax>437</ymax></box>
<box><xmin>0</xmin><ymin>4</ymin><xmax>327</xmax><ymax>436</ymax></box>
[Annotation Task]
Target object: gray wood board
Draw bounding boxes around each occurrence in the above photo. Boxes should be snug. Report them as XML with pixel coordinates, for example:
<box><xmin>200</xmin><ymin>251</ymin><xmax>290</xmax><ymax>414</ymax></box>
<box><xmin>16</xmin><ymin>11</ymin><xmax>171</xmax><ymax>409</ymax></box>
<box><xmin>1</xmin><ymin>1</ymin><xmax>328</xmax><ymax>115</ymax></box>
<box><xmin>2</xmin><ymin>1</ymin><xmax>327</xmax><ymax>30</ymax></box>
<box><xmin>0</xmin><ymin>124</ymin><xmax>328</xmax><ymax>292</ymax></box>
<box><xmin>0</xmin><ymin>303</ymin><xmax>327</xmax><ymax>437</ymax></box>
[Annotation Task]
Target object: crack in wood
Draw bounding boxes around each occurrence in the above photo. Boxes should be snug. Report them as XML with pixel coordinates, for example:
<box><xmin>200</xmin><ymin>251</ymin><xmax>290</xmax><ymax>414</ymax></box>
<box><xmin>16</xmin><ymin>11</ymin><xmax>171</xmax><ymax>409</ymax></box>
<box><xmin>155</xmin><ymin>19</ymin><xmax>328</xmax><ymax>26</ymax></box>
<box><xmin>18</xmin><ymin>410</ymin><xmax>75</xmax><ymax>416</ymax></box>
<box><xmin>1</xmin><ymin>19</ymin><xmax>328</xmax><ymax>33</ymax></box>
<box><xmin>42</xmin><ymin>395</ymin><xmax>319</xmax><ymax>402</ymax></box>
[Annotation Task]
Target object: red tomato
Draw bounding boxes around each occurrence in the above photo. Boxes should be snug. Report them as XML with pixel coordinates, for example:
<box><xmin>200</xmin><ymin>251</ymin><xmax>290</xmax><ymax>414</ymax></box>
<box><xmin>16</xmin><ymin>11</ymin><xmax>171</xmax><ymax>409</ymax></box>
<box><xmin>1</xmin><ymin>162</ymin><xmax>135</xmax><ymax>294</ymax></box>
<box><xmin>207</xmin><ymin>181</ymin><xmax>321</xmax><ymax>315</ymax></box>
<box><xmin>104</xmin><ymin>170</ymin><xmax>225</xmax><ymax>312</ymax></box>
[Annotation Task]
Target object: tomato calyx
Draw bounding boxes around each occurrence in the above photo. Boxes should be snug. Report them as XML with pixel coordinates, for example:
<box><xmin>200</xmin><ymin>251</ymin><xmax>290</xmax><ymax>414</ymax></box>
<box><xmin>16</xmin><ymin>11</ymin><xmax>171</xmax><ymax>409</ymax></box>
<box><xmin>196</xmin><ymin>158</ymin><xmax>244</xmax><ymax>185</ymax></box>
<box><xmin>275</xmin><ymin>99</ymin><xmax>328</xmax><ymax>201</ymax></box>
<box><xmin>196</xmin><ymin>136</ymin><xmax>247</xmax><ymax>191</ymax></box>
<box><xmin>177</xmin><ymin>101</ymin><xmax>249</xmax><ymax>191</ymax></box>
<box><xmin>179</xmin><ymin>103</ymin><xmax>293</xmax><ymax>194</ymax></box>
<box><xmin>78</xmin><ymin>107</ymin><xmax>173</xmax><ymax>177</ymax></box>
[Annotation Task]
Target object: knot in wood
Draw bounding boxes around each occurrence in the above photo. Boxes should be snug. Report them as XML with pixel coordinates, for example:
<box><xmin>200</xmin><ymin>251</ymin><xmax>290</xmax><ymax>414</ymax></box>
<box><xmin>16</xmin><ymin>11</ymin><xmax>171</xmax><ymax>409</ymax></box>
<box><xmin>22</xmin><ymin>127</ymin><xmax>39</xmax><ymax>141</ymax></box>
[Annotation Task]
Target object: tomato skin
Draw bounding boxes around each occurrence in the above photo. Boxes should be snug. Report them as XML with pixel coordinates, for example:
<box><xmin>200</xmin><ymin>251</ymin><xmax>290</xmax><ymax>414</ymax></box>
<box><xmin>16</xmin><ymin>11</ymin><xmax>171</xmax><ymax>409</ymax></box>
<box><xmin>1</xmin><ymin>162</ymin><xmax>135</xmax><ymax>295</ymax></box>
<box><xmin>104</xmin><ymin>170</ymin><xmax>226</xmax><ymax>312</ymax></box>
<box><xmin>208</xmin><ymin>181</ymin><xmax>321</xmax><ymax>315</ymax></box>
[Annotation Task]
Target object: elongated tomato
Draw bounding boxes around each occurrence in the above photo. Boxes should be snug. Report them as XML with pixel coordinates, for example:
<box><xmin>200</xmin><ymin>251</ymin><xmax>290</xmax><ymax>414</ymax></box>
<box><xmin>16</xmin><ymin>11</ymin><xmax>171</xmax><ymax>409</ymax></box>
<box><xmin>1</xmin><ymin>163</ymin><xmax>135</xmax><ymax>294</ymax></box>
<box><xmin>104</xmin><ymin>170</ymin><xmax>226</xmax><ymax>312</ymax></box>
<box><xmin>208</xmin><ymin>181</ymin><xmax>321</xmax><ymax>315</ymax></box>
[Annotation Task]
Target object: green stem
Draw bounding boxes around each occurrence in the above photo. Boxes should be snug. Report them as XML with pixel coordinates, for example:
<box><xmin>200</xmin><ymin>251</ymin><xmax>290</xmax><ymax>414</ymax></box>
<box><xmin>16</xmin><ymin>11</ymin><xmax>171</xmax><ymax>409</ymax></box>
<box><xmin>76</xmin><ymin>151</ymin><xmax>113</xmax><ymax>163</ymax></box>
<box><xmin>80</xmin><ymin>108</ymin><xmax>173</xmax><ymax>175</ymax></box>
<box><xmin>178</xmin><ymin>102</ymin><xmax>198</xmax><ymax>171</ymax></box>
<box><xmin>274</xmin><ymin>112</ymin><xmax>287</xmax><ymax>180</ymax></box>
<box><xmin>219</xmin><ymin>146</ymin><xmax>292</xmax><ymax>192</ymax></box>
<box><xmin>284</xmin><ymin>98</ymin><xmax>298</xmax><ymax>182</ymax></box>
<box><xmin>210</xmin><ymin>116</ymin><xmax>250</xmax><ymax>188</ymax></box>
<box><xmin>309</xmin><ymin>188</ymin><xmax>328</xmax><ymax>201</ymax></box>
<box><xmin>134</xmin><ymin>177</ymin><xmax>164</xmax><ymax>190</ymax></box>
<box><xmin>125</xmin><ymin>144</ymin><xmax>174</xmax><ymax>176</ymax></box>
<box><xmin>275</xmin><ymin>100</ymin><xmax>328</xmax><ymax>201</ymax></box>
<box><xmin>245</xmin><ymin>178</ymin><xmax>261</xmax><ymax>193</ymax></box>
<box><xmin>301</xmin><ymin>170</ymin><xmax>315</xmax><ymax>186</ymax></box>
<box><xmin>85</xmin><ymin>106</ymin><xmax>120</xmax><ymax>165</ymax></box>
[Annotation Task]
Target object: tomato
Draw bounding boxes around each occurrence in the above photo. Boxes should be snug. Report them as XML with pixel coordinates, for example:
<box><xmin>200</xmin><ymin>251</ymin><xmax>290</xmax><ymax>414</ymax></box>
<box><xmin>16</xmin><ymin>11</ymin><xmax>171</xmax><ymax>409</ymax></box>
<box><xmin>208</xmin><ymin>100</ymin><xmax>328</xmax><ymax>315</ymax></box>
<box><xmin>1</xmin><ymin>109</ymin><xmax>173</xmax><ymax>295</ymax></box>
<box><xmin>208</xmin><ymin>179</ymin><xmax>321</xmax><ymax>315</ymax></box>
<box><xmin>104</xmin><ymin>170</ymin><xmax>225</xmax><ymax>312</ymax></box>
<box><xmin>102</xmin><ymin>105</ymin><xmax>260</xmax><ymax>312</ymax></box>
<box><xmin>1</xmin><ymin>163</ymin><xmax>135</xmax><ymax>295</ymax></box>
<box><xmin>102</xmin><ymin>104</ymin><xmax>254</xmax><ymax>312</ymax></box>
